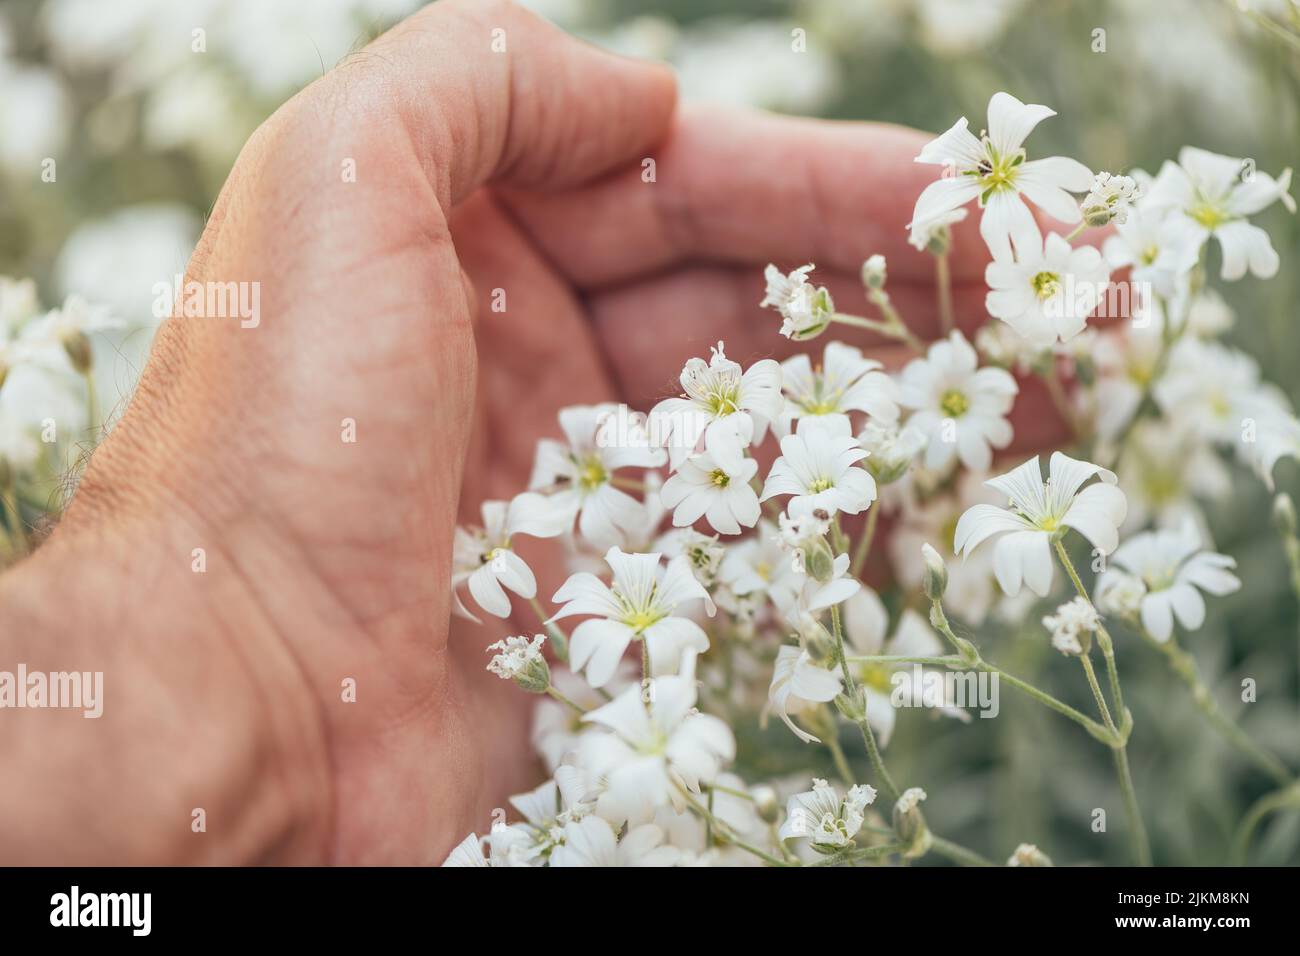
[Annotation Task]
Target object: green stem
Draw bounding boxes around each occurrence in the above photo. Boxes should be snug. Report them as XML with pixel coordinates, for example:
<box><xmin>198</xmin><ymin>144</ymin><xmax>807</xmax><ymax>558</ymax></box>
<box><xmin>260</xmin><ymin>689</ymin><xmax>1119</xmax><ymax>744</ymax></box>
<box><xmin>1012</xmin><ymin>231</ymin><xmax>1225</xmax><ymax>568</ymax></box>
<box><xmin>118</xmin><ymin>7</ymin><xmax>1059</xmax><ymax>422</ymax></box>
<box><xmin>545</xmin><ymin>686</ymin><xmax>587</xmax><ymax>716</ymax></box>
<box><xmin>1056</xmin><ymin>540</ymin><xmax>1127</xmax><ymax>722</ymax></box>
<box><xmin>830</xmin><ymin>604</ymin><xmax>900</xmax><ymax>802</ymax></box>
<box><xmin>529</xmin><ymin>596</ymin><xmax>570</xmax><ymax>665</ymax></box>
<box><xmin>809</xmin><ymin>843</ymin><xmax>905</xmax><ymax>866</ymax></box>
<box><xmin>935</xmin><ymin>252</ymin><xmax>955</xmax><ymax>335</ymax></box>
<box><xmin>824</xmin><ymin>727</ymin><xmax>857</xmax><ymax>789</ymax></box>
<box><xmin>929</xmin><ymin>597</ymin><xmax>1111</xmax><ymax>740</ymax></box>
<box><xmin>832</xmin><ymin>309</ymin><xmax>926</xmax><ymax>354</ymax></box>
<box><xmin>1233</xmin><ymin>783</ymin><xmax>1300</xmax><ymax>865</ymax></box>
<box><xmin>846</xmin><ymin>654</ymin><xmax>964</xmax><ymax>666</ymax></box>
<box><xmin>930</xmin><ymin>835</ymin><xmax>995</xmax><ymax>867</ymax></box>
<box><xmin>849</xmin><ymin>504</ymin><xmax>880</xmax><ymax>578</ymax></box>
<box><xmin>678</xmin><ymin>787</ymin><xmax>792</xmax><ymax>867</ymax></box>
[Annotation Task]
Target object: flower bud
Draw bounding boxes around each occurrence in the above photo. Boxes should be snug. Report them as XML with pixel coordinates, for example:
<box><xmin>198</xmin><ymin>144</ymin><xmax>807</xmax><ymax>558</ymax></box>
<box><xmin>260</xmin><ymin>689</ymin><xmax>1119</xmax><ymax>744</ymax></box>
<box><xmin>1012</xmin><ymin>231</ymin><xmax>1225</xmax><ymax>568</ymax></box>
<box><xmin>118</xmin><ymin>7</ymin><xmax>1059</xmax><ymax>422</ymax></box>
<box><xmin>834</xmin><ymin>686</ymin><xmax>866</xmax><ymax>723</ymax></box>
<box><xmin>803</xmin><ymin>622</ymin><xmax>837</xmax><ymax>666</ymax></box>
<box><xmin>892</xmin><ymin>787</ymin><xmax>932</xmax><ymax>859</ymax></box>
<box><xmin>751</xmin><ymin>785</ymin><xmax>780</xmax><ymax>824</ymax></box>
<box><xmin>861</xmin><ymin>255</ymin><xmax>887</xmax><ymax>290</ymax></box>
<box><xmin>921</xmin><ymin>543</ymin><xmax>948</xmax><ymax>601</ymax></box>
<box><xmin>61</xmin><ymin>329</ymin><xmax>94</xmax><ymax>375</ymax></box>
<box><xmin>803</xmin><ymin>533</ymin><xmax>837</xmax><ymax>583</ymax></box>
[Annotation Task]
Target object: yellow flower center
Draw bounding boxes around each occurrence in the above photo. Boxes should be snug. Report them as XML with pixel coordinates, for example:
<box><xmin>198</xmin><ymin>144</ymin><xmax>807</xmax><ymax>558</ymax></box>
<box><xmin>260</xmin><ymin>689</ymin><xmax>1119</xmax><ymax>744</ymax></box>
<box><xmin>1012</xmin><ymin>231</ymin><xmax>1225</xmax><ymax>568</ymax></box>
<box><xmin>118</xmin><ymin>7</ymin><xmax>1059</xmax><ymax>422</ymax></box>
<box><xmin>1031</xmin><ymin>270</ymin><xmax>1062</xmax><ymax>300</ymax></box>
<box><xmin>577</xmin><ymin>456</ymin><xmax>608</xmax><ymax>491</ymax></box>
<box><xmin>861</xmin><ymin>663</ymin><xmax>894</xmax><ymax>693</ymax></box>
<box><xmin>940</xmin><ymin>389</ymin><xmax>969</xmax><ymax>418</ymax></box>
<box><xmin>809</xmin><ymin>477</ymin><xmax>833</xmax><ymax>493</ymax></box>
<box><xmin>1188</xmin><ymin>199</ymin><xmax>1230</xmax><ymax>229</ymax></box>
<box><xmin>710</xmin><ymin>469</ymin><xmax>730</xmax><ymax>487</ymax></box>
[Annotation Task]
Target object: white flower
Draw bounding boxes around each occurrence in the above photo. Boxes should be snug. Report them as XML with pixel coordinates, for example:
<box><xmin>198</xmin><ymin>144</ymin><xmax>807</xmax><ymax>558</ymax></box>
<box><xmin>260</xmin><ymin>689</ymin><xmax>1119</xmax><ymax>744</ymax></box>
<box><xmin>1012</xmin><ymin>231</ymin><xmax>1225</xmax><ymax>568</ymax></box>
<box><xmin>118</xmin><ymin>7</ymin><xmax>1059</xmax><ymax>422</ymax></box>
<box><xmin>1102</xmin><ymin>206</ymin><xmax>1201</xmax><ymax>299</ymax></box>
<box><xmin>549</xmin><ymin>816</ymin><xmax>680</xmax><ymax>867</ymax></box>
<box><xmin>440</xmin><ymin>833</ymin><xmax>490</xmax><ymax>867</ymax></box>
<box><xmin>486</xmin><ymin>634</ymin><xmax>548</xmax><ymax>687</ymax></box>
<box><xmin>654</xmin><ymin>527</ymin><xmax>727</xmax><ymax>586</ymax></box>
<box><xmin>766</xmin><ymin>644</ymin><xmax>842</xmax><ymax>744</ymax></box>
<box><xmin>777</xmin><ymin>340</ymin><xmax>900</xmax><ymax>435</ymax></box>
<box><xmin>908</xmin><ymin>205</ymin><xmax>968</xmax><ymax>253</ymax></box>
<box><xmin>844</xmin><ymin>588</ymin><xmax>968</xmax><ymax>745</ymax></box>
<box><xmin>1081</xmin><ymin>172</ymin><xmax>1141</xmax><ymax>225</ymax></box>
<box><xmin>718</xmin><ymin>519</ymin><xmax>801</xmax><ymax>608</ymax></box>
<box><xmin>787</xmin><ymin>552</ymin><xmax>862</xmax><ymax>625</ymax></box>
<box><xmin>550</xmin><ymin>547</ymin><xmax>715</xmax><ymax>687</ymax></box>
<box><xmin>912</xmin><ymin>92</ymin><xmax>1094</xmax><ymax>261</ymax></box>
<box><xmin>1041</xmin><ymin>596</ymin><xmax>1098</xmax><ymax>656</ymax></box>
<box><xmin>1096</xmin><ymin>522</ymin><xmax>1240</xmax><ymax>642</ymax></box>
<box><xmin>650</xmin><ymin>341</ymin><xmax>783</xmax><ymax>471</ymax></box>
<box><xmin>760</xmin><ymin>264</ymin><xmax>834</xmax><ymax>340</ymax></box>
<box><xmin>985</xmin><ymin>232</ymin><xmax>1111</xmax><ymax>346</ymax></box>
<box><xmin>529</xmin><ymin>403</ymin><xmax>667</xmax><ymax>548</ymax></box>
<box><xmin>660</xmin><ymin>449</ymin><xmax>760</xmax><ymax>535</ymax></box>
<box><xmin>954</xmin><ymin>453</ymin><xmax>1128</xmax><ymax>597</ymax></box>
<box><xmin>898</xmin><ymin>331</ymin><xmax>1018</xmax><ymax>472</ymax></box>
<box><xmin>0</xmin><ymin>276</ymin><xmax>38</xmax><ymax>329</ymax></box>
<box><xmin>451</xmin><ymin>493</ymin><xmax>570</xmax><ymax>622</ymax></box>
<box><xmin>1114</xmin><ymin>420</ymin><xmax>1230</xmax><ymax>532</ymax></box>
<box><xmin>1155</xmin><ymin>339</ymin><xmax>1286</xmax><ymax>446</ymax></box>
<box><xmin>760</xmin><ymin>416</ymin><xmax>877</xmax><ymax>518</ymax></box>
<box><xmin>1093</xmin><ymin>571</ymin><xmax>1146</xmax><ymax>620</ymax></box>
<box><xmin>577</xmin><ymin>655</ymin><xmax>735</xmax><ymax>825</ymax></box>
<box><xmin>777</xmin><ymin>777</ymin><xmax>877</xmax><ymax>851</ymax></box>
<box><xmin>861</xmin><ymin>254</ymin><xmax>888</xmax><ymax>289</ymax></box>
<box><xmin>1142</xmin><ymin>146</ymin><xmax>1295</xmax><ymax>280</ymax></box>
<box><xmin>1008</xmin><ymin>843</ymin><xmax>1053</xmax><ymax>866</ymax></box>
<box><xmin>532</xmin><ymin>667</ymin><xmax>634</xmax><ymax>772</ymax></box>
<box><xmin>857</xmin><ymin>420</ymin><xmax>926</xmax><ymax>484</ymax></box>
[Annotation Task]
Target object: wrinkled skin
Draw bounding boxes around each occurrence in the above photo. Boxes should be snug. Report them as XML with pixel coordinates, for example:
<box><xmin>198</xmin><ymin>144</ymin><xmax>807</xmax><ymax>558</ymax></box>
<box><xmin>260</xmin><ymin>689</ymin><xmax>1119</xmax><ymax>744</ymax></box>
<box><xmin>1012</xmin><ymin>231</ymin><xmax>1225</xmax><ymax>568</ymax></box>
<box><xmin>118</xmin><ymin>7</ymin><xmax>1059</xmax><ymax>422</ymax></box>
<box><xmin>0</xmin><ymin>0</ymin><xmax>1078</xmax><ymax>864</ymax></box>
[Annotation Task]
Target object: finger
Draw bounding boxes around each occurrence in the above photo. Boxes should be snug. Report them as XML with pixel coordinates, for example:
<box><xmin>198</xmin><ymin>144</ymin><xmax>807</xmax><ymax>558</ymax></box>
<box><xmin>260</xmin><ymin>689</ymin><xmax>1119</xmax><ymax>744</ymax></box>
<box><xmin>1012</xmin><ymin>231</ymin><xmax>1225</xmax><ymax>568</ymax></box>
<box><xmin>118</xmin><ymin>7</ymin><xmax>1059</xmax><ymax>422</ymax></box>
<box><xmin>498</xmin><ymin>102</ymin><xmax>999</xmax><ymax>290</ymax></box>
<box><xmin>349</xmin><ymin>0</ymin><xmax>677</xmax><ymax>209</ymax></box>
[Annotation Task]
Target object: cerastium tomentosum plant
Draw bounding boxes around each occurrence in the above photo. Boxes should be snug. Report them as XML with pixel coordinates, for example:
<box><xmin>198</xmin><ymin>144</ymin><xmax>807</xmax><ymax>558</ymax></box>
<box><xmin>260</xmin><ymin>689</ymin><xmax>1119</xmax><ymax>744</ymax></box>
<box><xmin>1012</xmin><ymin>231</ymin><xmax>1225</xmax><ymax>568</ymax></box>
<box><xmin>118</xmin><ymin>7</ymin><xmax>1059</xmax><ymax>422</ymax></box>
<box><xmin>440</xmin><ymin>92</ymin><xmax>1297</xmax><ymax>868</ymax></box>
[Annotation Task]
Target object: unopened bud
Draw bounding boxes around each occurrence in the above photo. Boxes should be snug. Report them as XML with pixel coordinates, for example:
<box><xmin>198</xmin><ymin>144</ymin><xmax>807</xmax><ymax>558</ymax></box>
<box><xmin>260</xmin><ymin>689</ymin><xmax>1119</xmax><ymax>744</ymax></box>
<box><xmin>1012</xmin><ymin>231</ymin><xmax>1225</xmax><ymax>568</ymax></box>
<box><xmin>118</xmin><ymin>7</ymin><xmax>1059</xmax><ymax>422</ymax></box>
<box><xmin>61</xmin><ymin>329</ymin><xmax>93</xmax><ymax>375</ymax></box>
<box><xmin>751</xmin><ymin>785</ymin><xmax>780</xmax><ymax>824</ymax></box>
<box><xmin>861</xmin><ymin>254</ymin><xmax>887</xmax><ymax>290</ymax></box>
<box><xmin>834</xmin><ymin>686</ymin><xmax>866</xmax><ymax>723</ymax></box>
<box><xmin>803</xmin><ymin>623</ymin><xmax>836</xmax><ymax>666</ymax></box>
<box><xmin>803</xmin><ymin>534</ymin><xmax>837</xmax><ymax>583</ymax></box>
<box><xmin>921</xmin><ymin>543</ymin><xmax>948</xmax><ymax>601</ymax></box>
<box><xmin>892</xmin><ymin>787</ymin><xmax>932</xmax><ymax>859</ymax></box>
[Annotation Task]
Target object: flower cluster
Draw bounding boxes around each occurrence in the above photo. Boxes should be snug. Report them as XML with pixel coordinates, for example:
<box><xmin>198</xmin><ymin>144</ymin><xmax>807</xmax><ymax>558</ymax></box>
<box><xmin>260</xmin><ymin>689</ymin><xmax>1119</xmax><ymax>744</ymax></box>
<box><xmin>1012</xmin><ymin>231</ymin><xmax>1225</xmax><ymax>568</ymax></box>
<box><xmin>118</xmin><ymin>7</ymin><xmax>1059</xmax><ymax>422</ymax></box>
<box><xmin>446</xmin><ymin>90</ymin><xmax>1296</xmax><ymax>868</ymax></box>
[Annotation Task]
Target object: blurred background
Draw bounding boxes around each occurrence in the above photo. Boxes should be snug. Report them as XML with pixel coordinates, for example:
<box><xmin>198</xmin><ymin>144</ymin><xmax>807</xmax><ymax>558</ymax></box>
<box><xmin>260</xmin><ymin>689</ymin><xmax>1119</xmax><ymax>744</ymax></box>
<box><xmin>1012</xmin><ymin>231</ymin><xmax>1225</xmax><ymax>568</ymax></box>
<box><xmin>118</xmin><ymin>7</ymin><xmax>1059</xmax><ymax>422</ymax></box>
<box><xmin>1</xmin><ymin>0</ymin><xmax>1297</xmax><ymax>864</ymax></box>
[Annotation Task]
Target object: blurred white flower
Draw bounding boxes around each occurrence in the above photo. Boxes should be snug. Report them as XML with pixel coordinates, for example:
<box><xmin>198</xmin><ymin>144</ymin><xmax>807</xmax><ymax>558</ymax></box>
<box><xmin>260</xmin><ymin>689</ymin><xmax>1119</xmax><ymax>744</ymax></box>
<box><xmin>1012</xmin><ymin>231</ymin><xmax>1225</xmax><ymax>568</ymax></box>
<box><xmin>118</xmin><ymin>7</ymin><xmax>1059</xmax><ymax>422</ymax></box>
<box><xmin>1096</xmin><ymin>522</ymin><xmax>1240</xmax><ymax>642</ymax></box>
<box><xmin>54</xmin><ymin>203</ymin><xmax>200</xmax><ymax>324</ymax></box>
<box><xmin>844</xmin><ymin>588</ymin><xmax>969</xmax><ymax>746</ymax></box>
<box><xmin>578</xmin><ymin>655</ymin><xmax>734</xmax><ymax>825</ymax></box>
<box><xmin>985</xmin><ymin>232</ymin><xmax>1112</xmax><ymax>346</ymax></box>
<box><xmin>766</xmin><ymin>644</ymin><xmax>842</xmax><ymax>744</ymax></box>
<box><xmin>549</xmin><ymin>816</ymin><xmax>680</xmax><ymax>867</ymax></box>
<box><xmin>913</xmin><ymin>92</ymin><xmax>1093</xmax><ymax>261</ymax></box>
<box><xmin>1102</xmin><ymin>207</ymin><xmax>1202</xmax><ymax>300</ymax></box>
<box><xmin>898</xmin><ymin>331</ymin><xmax>1018</xmax><ymax>472</ymax></box>
<box><xmin>1143</xmin><ymin>147</ymin><xmax>1294</xmax><ymax>281</ymax></box>
<box><xmin>954</xmin><ymin>453</ymin><xmax>1127</xmax><ymax>597</ymax></box>
<box><xmin>673</xmin><ymin>20</ymin><xmax>839</xmax><ymax>113</ymax></box>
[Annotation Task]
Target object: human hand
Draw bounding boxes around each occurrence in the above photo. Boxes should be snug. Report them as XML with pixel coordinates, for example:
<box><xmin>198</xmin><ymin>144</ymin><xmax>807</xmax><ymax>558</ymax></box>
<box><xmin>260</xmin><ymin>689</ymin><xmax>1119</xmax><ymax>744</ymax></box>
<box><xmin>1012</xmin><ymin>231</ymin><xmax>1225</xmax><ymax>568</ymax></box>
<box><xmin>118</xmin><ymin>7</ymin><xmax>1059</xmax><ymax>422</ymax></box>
<box><xmin>0</xmin><ymin>0</ymin><xmax>1072</xmax><ymax>864</ymax></box>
